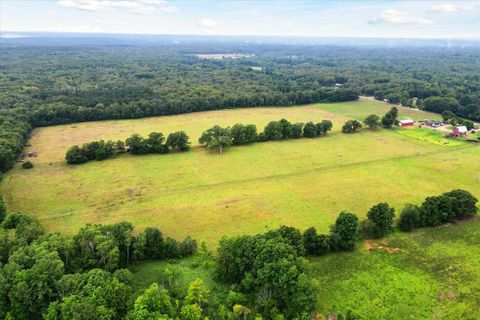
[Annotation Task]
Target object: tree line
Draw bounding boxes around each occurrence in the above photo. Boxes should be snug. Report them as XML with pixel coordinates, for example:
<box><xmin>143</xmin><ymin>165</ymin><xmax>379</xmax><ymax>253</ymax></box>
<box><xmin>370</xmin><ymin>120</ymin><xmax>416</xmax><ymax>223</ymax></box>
<box><xmin>65</xmin><ymin>118</ymin><xmax>333</xmax><ymax>163</ymax></box>
<box><xmin>199</xmin><ymin>119</ymin><xmax>333</xmax><ymax>154</ymax></box>
<box><xmin>65</xmin><ymin>131</ymin><xmax>190</xmax><ymax>164</ymax></box>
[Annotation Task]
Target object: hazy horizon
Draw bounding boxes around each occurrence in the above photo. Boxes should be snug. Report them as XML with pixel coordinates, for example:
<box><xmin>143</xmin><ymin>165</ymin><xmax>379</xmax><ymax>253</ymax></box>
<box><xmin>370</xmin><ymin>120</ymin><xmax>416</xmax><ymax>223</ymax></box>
<box><xmin>1</xmin><ymin>1</ymin><xmax>480</xmax><ymax>39</ymax></box>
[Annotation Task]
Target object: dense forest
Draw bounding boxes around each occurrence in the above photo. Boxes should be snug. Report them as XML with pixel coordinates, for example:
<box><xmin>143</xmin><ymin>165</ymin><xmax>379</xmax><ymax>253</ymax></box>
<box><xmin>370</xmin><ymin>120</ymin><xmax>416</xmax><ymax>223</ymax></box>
<box><xmin>1</xmin><ymin>38</ymin><xmax>479</xmax><ymax>172</ymax></box>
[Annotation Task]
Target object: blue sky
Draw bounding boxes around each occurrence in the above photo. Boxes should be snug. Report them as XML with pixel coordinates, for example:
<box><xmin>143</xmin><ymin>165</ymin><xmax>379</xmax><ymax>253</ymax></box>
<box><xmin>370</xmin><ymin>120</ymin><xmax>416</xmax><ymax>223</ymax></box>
<box><xmin>1</xmin><ymin>0</ymin><xmax>479</xmax><ymax>38</ymax></box>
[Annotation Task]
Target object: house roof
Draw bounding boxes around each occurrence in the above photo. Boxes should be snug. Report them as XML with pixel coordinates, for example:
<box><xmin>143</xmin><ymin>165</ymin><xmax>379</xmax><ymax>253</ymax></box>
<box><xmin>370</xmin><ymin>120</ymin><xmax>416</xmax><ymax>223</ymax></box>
<box><xmin>455</xmin><ymin>126</ymin><xmax>468</xmax><ymax>133</ymax></box>
<box><xmin>399</xmin><ymin>119</ymin><xmax>414</xmax><ymax>123</ymax></box>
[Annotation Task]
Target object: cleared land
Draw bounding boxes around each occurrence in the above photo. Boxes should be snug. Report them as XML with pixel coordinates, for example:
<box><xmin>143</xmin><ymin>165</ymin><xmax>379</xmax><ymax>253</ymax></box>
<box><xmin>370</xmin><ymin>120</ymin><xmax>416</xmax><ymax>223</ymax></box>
<box><xmin>129</xmin><ymin>220</ymin><xmax>480</xmax><ymax>319</ymax></box>
<box><xmin>309</xmin><ymin>219</ymin><xmax>480</xmax><ymax>319</ymax></box>
<box><xmin>2</xmin><ymin>99</ymin><xmax>478</xmax><ymax>246</ymax></box>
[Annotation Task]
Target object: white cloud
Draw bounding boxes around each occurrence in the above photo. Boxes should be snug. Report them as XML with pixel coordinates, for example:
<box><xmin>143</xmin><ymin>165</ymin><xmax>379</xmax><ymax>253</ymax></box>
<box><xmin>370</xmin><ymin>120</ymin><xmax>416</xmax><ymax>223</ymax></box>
<box><xmin>428</xmin><ymin>4</ymin><xmax>475</xmax><ymax>14</ymax></box>
<box><xmin>57</xmin><ymin>0</ymin><xmax>177</xmax><ymax>14</ymax></box>
<box><xmin>199</xmin><ymin>18</ymin><xmax>218</xmax><ymax>28</ymax></box>
<box><xmin>368</xmin><ymin>9</ymin><xmax>433</xmax><ymax>25</ymax></box>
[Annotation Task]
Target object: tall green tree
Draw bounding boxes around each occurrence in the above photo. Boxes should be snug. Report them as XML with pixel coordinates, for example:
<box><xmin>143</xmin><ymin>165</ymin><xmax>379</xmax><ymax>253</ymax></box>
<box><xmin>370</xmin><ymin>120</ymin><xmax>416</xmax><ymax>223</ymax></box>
<box><xmin>366</xmin><ymin>202</ymin><xmax>395</xmax><ymax>238</ymax></box>
<box><xmin>199</xmin><ymin>125</ymin><xmax>233</xmax><ymax>154</ymax></box>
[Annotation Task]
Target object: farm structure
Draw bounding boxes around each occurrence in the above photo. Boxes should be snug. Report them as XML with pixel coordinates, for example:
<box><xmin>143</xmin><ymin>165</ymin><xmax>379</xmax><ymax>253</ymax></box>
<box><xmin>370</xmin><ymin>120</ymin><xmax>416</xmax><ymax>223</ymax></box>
<box><xmin>453</xmin><ymin>126</ymin><xmax>468</xmax><ymax>137</ymax></box>
<box><xmin>398</xmin><ymin>119</ymin><xmax>415</xmax><ymax>127</ymax></box>
<box><xmin>424</xmin><ymin>120</ymin><xmax>443</xmax><ymax>128</ymax></box>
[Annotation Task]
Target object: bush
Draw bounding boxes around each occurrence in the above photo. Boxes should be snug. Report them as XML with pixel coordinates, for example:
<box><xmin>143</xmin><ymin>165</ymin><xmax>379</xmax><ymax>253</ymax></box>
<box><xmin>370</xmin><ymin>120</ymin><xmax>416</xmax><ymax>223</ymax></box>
<box><xmin>397</xmin><ymin>204</ymin><xmax>420</xmax><ymax>231</ymax></box>
<box><xmin>21</xmin><ymin>161</ymin><xmax>33</xmax><ymax>169</ymax></box>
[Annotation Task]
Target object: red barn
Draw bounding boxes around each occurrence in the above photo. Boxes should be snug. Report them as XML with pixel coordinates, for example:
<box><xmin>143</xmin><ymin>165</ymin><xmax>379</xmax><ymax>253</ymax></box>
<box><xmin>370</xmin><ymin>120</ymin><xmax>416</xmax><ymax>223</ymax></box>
<box><xmin>398</xmin><ymin>119</ymin><xmax>415</xmax><ymax>127</ymax></box>
<box><xmin>453</xmin><ymin>126</ymin><xmax>468</xmax><ymax>136</ymax></box>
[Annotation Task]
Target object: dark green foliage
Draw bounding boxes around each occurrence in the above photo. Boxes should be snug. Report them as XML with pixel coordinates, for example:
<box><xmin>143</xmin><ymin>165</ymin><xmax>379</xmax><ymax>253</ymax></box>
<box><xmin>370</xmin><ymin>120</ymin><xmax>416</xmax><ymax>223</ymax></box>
<box><xmin>443</xmin><ymin>189</ymin><xmax>478</xmax><ymax>218</ymax></box>
<box><xmin>461</xmin><ymin>119</ymin><xmax>475</xmax><ymax>130</ymax></box>
<box><xmin>266</xmin><ymin>225</ymin><xmax>306</xmax><ymax>256</ymax></box>
<box><xmin>125</xmin><ymin>134</ymin><xmax>148</xmax><ymax>155</ymax></box>
<box><xmin>303</xmin><ymin>122</ymin><xmax>317</xmax><ymax>138</ymax></box>
<box><xmin>330</xmin><ymin>211</ymin><xmax>359</xmax><ymax>251</ymax></box>
<box><xmin>363</xmin><ymin>114</ymin><xmax>381</xmax><ymax>129</ymax></box>
<box><xmin>316</xmin><ymin>120</ymin><xmax>333</xmax><ymax>135</ymax></box>
<box><xmin>264</xmin><ymin>121</ymin><xmax>284</xmax><ymax>140</ymax></box>
<box><xmin>44</xmin><ymin>268</ymin><xmax>131</xmax><ymax>320</ymax></box>
<box><xmin>199</xmin><ymin>125</ymin><xmax>233</xmax><ymax>154</ymax></box>
<box><xmin>442</xmin><ymin>110</ymin><xmax>456</xmax><ymax>123</ymax></box>
<box><xmin>291</xmin><ymin>123</ymin><xmax>304</xmax><ymax>138</ymax></box>
<box><xmin>366</xmin><ymin>202</ymin><xmax>395</xmax><ymax>238</ymax></box>
<box><xmin>66</xmin><ymin>139</ymin><xmax>122</xmax><ymax>164</ymax></box>
<box><xmin>216</xmin><ymin>233</ymin><xmax>316</xmax><ymax>318</ymax></box>
<box><xmin>0</xmin><ymin>197</ymin><xmax>6</xmax><ymax>224</ymax></box>
<box><xmin>21</xmin><ymin>161</ymin><xmax>33</xmax><ymax>169</ymax></box>
<box><xmin>423</xmin><ymin>96</ymin><xmax>461</xmax><ymax>115</ymax></box>
<box><xmin>4</xmin><ymin>242</ymin><xmax>64</xmax><ymax>319</ymax></box>
<box><xmin>230</xmin><ymin>123</ymin><xmax>258</xmax><ymax>145</ymax></box>
<box><xmin>342</xmin><ymin>120</ymin><xmax>362</xmax><ymax>133</ymax></box>
<box><xmin>419</xmin><ymin>195</ymin><xmax>455</xmax><ymax>227</ymax></box>
<box><xmin>397</xmin><ymin>204</ymin><xmax>421</xmax><ymax>232</ymax></box>
<box><xmin>381</xmin><ymin>107</ymin><xmax>399</xmax><ymax>128</ymax></box>
<box><xmin>145</xmin><ymin>132</ymin><xmax>168</xmax><ymax>153</ymax></box>
<box><xmin>302</xmin><ymin>227</ymin><xmax>330</xmax><ymax>256</ymax></box>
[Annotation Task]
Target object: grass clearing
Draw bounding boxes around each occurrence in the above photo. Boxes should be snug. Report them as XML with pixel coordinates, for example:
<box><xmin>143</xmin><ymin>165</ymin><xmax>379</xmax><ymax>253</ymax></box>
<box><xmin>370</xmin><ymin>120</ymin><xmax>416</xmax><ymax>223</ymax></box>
<box><xmin>308</xmin><ymin>219</ymin><xmax>480</xmax><ymax>319</ymax></box>
<box><xmin>2</xmin><ymin>99</ymin><xmax>478</xmax><ymax>247</ymax></box>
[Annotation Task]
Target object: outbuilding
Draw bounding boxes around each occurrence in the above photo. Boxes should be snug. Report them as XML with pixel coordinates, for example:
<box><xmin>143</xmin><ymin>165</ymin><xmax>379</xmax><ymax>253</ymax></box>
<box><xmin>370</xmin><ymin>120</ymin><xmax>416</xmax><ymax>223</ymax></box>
<box><xmin>453</xmin><ymin>126</ymin><xmax>468</xmax><ymax>136</ymax></box>
<box><xmin>398</xmin><ymin>119</ymin><xmax>415</xmax><ymax>127</ymax></box>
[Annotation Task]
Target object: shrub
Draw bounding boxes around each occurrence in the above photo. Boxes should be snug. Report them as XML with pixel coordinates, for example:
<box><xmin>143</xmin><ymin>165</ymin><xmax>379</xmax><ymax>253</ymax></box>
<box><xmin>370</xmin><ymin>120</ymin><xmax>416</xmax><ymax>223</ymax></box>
<box><xmin>21</xmin><ymin>161</ymin><xmax>33</xmax><ymax>169</ymax></box>
<box><xmin>397</xmin><ymin>204</ymin><xmax>420</xmax><ymax>231</ymax></box>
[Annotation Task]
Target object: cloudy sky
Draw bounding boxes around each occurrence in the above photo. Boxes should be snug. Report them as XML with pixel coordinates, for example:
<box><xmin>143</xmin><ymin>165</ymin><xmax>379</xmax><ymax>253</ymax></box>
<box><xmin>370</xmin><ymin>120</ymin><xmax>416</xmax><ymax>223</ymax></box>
<box><xmin>1</xmin><ymin>0</ymin><xmax>479</xmax><ymax>38</ymax></box>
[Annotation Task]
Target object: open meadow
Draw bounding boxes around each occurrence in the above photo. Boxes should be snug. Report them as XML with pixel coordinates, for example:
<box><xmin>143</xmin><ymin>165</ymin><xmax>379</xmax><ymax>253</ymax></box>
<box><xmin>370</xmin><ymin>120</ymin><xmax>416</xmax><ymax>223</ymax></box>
<box><xmin>128</xmin><ymin>219</ymin><xmax>480</xmax><ymax>319</ymax></box>
<box><xmin>2</xmin><ymin>99</ymin><xmax>479</xmax><ymax>246</ymax></box>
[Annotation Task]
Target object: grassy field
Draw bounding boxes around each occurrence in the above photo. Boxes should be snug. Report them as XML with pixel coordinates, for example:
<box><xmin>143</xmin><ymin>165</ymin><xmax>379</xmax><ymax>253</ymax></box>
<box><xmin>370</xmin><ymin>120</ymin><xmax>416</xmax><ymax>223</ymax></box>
<box><xmin>2</xmin><ymin>99</ymin><xmax>478</xmax><ymax>247</ymax></box>
<box><xmin>308</xmin><ymin>219</ymin><xmax>480</xmax><ymax>319</ymax></box>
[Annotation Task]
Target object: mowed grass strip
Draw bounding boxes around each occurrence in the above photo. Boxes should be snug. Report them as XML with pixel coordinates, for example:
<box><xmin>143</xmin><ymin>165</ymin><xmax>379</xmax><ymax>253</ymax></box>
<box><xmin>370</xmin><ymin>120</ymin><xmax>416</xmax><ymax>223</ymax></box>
<box><xmin>2</xmin><ymin>100</ymin><xmax>478</xmax><ymax>246</ymax></box>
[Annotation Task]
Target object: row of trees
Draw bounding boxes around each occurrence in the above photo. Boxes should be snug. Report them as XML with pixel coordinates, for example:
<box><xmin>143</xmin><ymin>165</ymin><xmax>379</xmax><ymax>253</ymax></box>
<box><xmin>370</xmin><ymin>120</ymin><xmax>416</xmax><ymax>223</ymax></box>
<box><xmin>397</xmin><ymin>189</ymin><xmax>478</xmax><ymax>231</ymax></box>
<box><xmin>342</xmin><ymin>107</ymin><xmax>400</xmax><ymax>133</ymax></box>
<box><xmin>199</xmin><ymin>119</ymin><xmax>333</xmax><ymax>154</ymax></box>
<box><xmin>66</xmin><ymin>131</ymin><xmax>190</xmax><ymax>164</ymax></box>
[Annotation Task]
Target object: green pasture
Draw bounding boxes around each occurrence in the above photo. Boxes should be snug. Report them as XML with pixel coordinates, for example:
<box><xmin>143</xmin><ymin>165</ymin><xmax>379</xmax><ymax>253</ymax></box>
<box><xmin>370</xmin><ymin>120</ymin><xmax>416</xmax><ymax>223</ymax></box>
<box><xmin>1</xmin><ymin>99</ymin><xmax>478</xmax><ymax>247</ymax></box>
<box><xmin>308</xmin><ymin>219</ymin><xmax>480</xmax><ymax>319</ymax></box>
